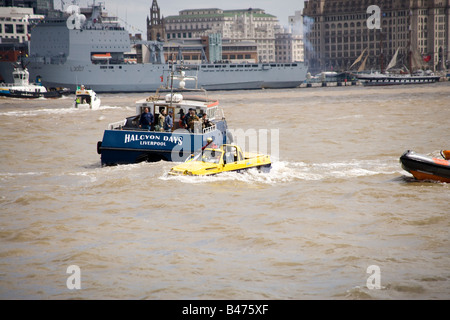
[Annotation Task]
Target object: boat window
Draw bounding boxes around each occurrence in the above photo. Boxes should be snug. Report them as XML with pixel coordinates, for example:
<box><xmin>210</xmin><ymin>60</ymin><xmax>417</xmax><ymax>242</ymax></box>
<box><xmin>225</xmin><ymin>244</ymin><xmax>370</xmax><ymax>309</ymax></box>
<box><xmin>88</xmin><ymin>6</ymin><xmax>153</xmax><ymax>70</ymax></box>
<box><xmin>238</xmin><ymin>150</ymin><xmax>243</xmax><ymax>161</ymax></box>
<box><xmin>197</xmin><ymin>109</ymin><xmax>204</xmax><ymax>118</ymax></box>
<box><xmin>202</xmin><ymin>149</ymin><xmax>223</xmax><ymax>164</ymax></box>
<box><xmin>223</xmin><ymin>145</ymin><xmax>239</xmax><ymax>163</ymax></box>
<box><xmin>224</xmin><ymin>151</ymin><xmax>234</xmax><ymax>164</ymax></box>
<box><xmin>207</xmin><ymin>106</ymin><xmax>217</xmax><ymax>119</ymax></box>
<box><xmin>157</xmin><ymin>106</ymin><xmax>168</xmax><ymax>114</ymax></box>
<box><xmin>175</xmin><ymin>106</ymin><xmax>186</xmax><ymax>121</ymax></box>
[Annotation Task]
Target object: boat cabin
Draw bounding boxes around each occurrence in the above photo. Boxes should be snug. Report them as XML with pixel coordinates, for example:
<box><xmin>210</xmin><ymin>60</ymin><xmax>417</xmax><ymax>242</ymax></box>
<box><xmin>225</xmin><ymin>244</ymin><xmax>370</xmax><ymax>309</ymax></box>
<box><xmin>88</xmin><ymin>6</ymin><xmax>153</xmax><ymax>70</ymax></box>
<box><xmin>12</xmin><ymin>68</ymin><xmax>30</xmax><ymax>86</ymax></box>
<box><xmin>127</xmin><ymin>92</ymin><xmax>221</xmax><ymax>133</ymax></box>
<box><xmin>74</xmin><ymin>85</ymin><xmax>101</xmax><ymax>109</ymax></box>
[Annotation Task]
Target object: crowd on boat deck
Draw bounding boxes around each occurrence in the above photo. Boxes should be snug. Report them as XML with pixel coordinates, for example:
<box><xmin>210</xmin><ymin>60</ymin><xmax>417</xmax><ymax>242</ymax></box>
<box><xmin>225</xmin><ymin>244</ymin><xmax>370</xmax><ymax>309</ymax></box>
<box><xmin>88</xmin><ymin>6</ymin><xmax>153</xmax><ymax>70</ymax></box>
<box><xmin>139</xmin><ymin>107</ymin><xmax>212</xmax><ymax>133</ymax></box>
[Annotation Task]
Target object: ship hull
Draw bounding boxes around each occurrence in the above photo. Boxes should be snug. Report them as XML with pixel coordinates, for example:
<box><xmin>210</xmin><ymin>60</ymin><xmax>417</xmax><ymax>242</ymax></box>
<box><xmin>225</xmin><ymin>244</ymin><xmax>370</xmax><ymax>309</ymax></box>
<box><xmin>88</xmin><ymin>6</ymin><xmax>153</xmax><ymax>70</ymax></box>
<box><xmin>357</xmin><ymin>74</ymin><xmax>440</xmax><ymax>86</ymax></box>
<box><xmin>0</xmin><ymin>61</ymin><xmax>307</xmax><ymax>93</ymax></box>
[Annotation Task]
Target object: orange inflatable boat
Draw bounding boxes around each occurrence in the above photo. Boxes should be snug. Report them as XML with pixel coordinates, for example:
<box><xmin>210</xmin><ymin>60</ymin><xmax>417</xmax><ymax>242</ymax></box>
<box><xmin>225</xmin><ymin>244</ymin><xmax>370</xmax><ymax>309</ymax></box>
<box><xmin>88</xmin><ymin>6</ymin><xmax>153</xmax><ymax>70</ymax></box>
<box><xmin>400</xmin><ymin>150</ymin><xmax>450</xmax><ymax>183</ymax></box>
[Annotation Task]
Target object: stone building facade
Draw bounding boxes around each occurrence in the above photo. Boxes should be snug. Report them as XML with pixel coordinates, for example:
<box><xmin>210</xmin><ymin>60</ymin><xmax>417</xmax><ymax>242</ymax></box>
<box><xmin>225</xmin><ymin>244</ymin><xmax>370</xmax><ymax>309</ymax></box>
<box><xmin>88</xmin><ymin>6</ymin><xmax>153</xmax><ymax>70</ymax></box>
<box><xmin>302</xmin><ymin>0</ymin><xmax>449</xmax><ymax>73</ymax></box>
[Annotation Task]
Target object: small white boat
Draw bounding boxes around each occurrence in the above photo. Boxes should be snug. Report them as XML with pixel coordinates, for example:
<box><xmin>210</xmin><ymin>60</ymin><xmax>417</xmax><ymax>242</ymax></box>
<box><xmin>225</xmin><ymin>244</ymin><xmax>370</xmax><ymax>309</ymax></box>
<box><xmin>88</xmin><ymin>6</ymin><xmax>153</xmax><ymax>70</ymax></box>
<box><xmin>73</xmin><ymin>85</ymin><xmax>101</xmax><ymax>109</ymax></box>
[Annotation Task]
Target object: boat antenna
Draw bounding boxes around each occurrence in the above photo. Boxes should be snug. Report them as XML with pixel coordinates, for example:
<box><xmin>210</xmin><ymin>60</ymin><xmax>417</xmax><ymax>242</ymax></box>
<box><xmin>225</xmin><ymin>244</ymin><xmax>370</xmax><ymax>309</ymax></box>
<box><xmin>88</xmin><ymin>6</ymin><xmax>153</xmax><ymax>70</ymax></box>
<box><xmin>169</xmin><ymin>60</ymin><xmax>174</xmax><ymax>108</ymax></box>
<box><xmin>407</xmin><ymin>10</ymin><xmax>413</xmax><ymax>75</ymax></box>
<box><xmin>379</xmin><ymin>29</ymin><xmax>384</xmax><ymax>74</ymax></box>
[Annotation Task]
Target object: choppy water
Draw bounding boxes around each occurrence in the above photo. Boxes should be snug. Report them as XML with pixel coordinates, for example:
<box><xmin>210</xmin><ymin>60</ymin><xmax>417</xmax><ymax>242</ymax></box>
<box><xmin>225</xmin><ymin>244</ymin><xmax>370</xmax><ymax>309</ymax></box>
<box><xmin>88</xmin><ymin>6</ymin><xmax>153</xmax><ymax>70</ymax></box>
<box><xmin>0</xmin><ymin>83</ymin><xmax>449</xmax><ymax>300</ymax></box>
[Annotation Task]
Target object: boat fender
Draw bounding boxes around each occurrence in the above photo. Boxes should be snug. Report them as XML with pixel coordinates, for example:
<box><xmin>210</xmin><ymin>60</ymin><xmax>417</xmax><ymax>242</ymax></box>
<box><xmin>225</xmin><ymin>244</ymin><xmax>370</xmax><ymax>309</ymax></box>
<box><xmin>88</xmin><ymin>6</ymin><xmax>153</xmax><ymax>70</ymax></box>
<box><xmin>97</xmin><ymin>141</ymin><xmax>102</xmax><ymax>154</ymax></box>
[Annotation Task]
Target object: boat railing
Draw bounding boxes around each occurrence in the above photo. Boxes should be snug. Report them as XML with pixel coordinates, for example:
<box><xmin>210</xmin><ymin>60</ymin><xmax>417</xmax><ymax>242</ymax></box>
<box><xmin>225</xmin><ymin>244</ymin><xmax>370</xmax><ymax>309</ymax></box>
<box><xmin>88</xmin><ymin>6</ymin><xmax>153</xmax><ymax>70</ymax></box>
<box><xmin>0</xmin><ymin>83</ymin><xmax>40</xmax><ymax>88</ymax></box>
<box><xmin>107</xmin><ymin>119</ymin><xmax>127</xmax><ymax>130</ymax></box>
<box><xmin>203</xmin><ymin>123</ymin><xmax>216</xmax><ymax>134</ymax></box>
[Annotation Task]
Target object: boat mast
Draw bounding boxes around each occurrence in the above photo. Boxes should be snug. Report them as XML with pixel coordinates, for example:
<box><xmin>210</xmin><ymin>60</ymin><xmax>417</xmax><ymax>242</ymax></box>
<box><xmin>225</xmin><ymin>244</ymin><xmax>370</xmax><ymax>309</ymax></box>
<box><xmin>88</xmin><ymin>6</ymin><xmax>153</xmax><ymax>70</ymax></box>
<box><xmin>379</xmin><ymin>30</ymin><xmax>384</xmax><ymax>73</ymax></box>
<box><xmin>408</xmin><ymin>25</ymin><xmax>412</xmax><ymax>75</ymax></box>
<box><xmin>408</xmin><ymin>9</ymin><xmax>413</xmax><ymax>75</ymax></box>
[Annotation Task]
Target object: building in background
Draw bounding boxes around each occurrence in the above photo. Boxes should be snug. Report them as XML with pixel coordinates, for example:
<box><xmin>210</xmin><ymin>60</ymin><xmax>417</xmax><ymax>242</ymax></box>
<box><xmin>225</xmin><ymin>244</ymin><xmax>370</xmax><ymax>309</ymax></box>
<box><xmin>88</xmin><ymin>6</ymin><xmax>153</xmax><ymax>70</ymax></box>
<box><xmin>0</xmin><ymin>0</ymin><xmax>54</xmax><ymax>16</ymax></box>
<box><xmin>302</xmin><ymin>0</ymin><xmax>449</xmax><ymax>74</ymax></box>
<box><xmin>0</xmin><ymin>0</ymin><xmax>63</xmax><ymax>44</ymax></box>
<box><xmin>147</xmin><ymin>0</ymin><xmax>165</xmax><ymax>41</ymax></box>
<box><xmin>274</xmin><ymin>10</ymin><xmax>304</xmax><ymax>64</ymax></box>
<box><xmin>150</xmin><ymin>1</ymin><xmax>286</xmax><ymax>63</ymax></box>
<box><xmin>0</xmin><ymin>6</ymin><xmax>43</xmax><ymax>43</ymax></box>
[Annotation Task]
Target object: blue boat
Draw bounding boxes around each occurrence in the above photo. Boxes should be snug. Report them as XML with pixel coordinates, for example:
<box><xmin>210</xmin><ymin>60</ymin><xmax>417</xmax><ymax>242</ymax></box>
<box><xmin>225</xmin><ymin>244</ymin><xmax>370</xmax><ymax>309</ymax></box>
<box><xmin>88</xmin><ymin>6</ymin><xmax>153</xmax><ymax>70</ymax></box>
<box><xmin>97</xmin><ymin>71</ymin><xmax>231</xmax><ymax>166</ymax></box>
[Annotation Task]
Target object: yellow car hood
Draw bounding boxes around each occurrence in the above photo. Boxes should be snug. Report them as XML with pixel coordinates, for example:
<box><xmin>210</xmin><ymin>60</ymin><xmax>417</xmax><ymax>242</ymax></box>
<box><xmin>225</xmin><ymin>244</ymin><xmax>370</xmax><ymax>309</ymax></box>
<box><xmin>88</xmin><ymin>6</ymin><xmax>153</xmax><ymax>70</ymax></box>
<box><xmin>170</xmin><ymin>161</ymin><xmax>218</xmax><ymax>175</ymax></box>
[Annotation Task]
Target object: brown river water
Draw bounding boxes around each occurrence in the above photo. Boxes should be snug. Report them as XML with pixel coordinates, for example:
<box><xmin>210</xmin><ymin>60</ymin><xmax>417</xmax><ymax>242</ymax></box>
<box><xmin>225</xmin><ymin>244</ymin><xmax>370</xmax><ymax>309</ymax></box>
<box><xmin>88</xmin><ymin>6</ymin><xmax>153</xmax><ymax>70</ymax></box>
<box><xmin>0</xmin><ymin>83</ymin><xmax>449</xmax><ymax>300</ymax></box>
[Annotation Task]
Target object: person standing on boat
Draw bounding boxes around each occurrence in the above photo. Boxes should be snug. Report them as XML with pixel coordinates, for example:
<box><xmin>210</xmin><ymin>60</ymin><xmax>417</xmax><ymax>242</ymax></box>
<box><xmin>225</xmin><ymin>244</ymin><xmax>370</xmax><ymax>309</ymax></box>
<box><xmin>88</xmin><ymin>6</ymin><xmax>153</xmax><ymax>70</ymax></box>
<box><xmin>164</xmin><ymin>110</ymin><xmax>173</xmax><ymax>132</ymax></box>
<box><xmin>156</xmin><ymin>109</ymin><xmax>166</xmax><ymax>132</ymax></box>
<box><xmin>201</xmin><ymin>113</ymin><xmax>212</xmax><ymax>130</ymax></box>
<box><xmin>187</xmin><ymin>109</ymin><xmax>200</xmax><ymax>133</ymax></box>
<box><xmin>139</xmin><ymin>107</ymin><xmax>154</xmax><ymax>131</ymax></box>
<box><xmin>182</xmin><ymin>108</ymin><xmax>193</xmax><ymax>130</ymax></box>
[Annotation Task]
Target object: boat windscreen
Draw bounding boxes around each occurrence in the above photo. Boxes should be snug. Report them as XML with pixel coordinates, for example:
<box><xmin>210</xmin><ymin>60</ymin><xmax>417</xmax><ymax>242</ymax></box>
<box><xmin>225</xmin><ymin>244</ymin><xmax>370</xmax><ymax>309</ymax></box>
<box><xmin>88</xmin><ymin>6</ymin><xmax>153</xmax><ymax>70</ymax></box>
<box><xmin>201</xmin><ymin>150</ymin><xmax>223</xmax><ymax>164</ymax></box>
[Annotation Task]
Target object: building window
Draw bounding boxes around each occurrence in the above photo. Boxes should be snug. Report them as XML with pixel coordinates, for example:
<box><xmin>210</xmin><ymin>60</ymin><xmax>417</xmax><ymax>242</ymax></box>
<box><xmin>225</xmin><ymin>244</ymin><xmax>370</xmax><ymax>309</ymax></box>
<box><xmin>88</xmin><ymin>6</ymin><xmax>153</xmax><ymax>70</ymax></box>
<box><xmin>5</xmin><ymin>24</ymin><xmax>14</xmax><ymax>33</ymax></box>
<box><xmin>16</xmin><ymin>24</ymin><xmax>25</xmax><ymax>33</ymax></box>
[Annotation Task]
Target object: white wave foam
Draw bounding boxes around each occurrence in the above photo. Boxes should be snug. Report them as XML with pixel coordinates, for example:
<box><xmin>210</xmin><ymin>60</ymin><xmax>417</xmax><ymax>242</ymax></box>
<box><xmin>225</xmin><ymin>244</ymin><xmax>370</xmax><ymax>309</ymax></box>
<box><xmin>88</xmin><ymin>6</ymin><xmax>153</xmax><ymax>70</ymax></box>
<box><xmin>0</xmin><ymin>108</ymin><xmax>78</xmax><ymax>117</ymax></box>
<box><xmin>0</xmin><ymin>171</ymin><xmax>48</xmax><ymax>183</ymax></box>
<box><xmin>160</xmin><ymin>158</ymin><xmax>402</xmax><ymax>184</ymax></box>
<box><xmin>0</xmin><ymin>171</ymin><xmax>48</xmax><ymax>177</ymax></box>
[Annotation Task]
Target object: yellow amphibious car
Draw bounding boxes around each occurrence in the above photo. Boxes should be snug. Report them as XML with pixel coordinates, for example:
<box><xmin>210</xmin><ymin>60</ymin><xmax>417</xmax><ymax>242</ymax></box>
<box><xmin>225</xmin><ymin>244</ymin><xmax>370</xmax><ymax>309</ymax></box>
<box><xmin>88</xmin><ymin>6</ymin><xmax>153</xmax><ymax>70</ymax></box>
<box><xmin>169</xmin><ymin>144</ymin><xmax>271</xmax><ymax>176</ymax></box>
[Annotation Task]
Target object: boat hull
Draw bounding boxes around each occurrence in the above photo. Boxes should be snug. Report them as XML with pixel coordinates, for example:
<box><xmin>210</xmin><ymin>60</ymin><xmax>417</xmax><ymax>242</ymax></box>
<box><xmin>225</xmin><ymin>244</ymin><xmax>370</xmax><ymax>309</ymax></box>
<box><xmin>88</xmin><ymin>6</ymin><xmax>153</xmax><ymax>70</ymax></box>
<box><xmin>98</xmin><ymin>121</ymin><xmax>230</xmax><ymax>166</ymax></box>
<box><xmin>0</xmin><ymin>88</ymin><xmax>70</xmax><ymax>99</ymax></box>
<box><xmin>400</xmin><ymin>150</ymin><xmax>450</xmax><ymax>183</ymax></box>
<box><xmin>357</xmin><ymin>75</ymin><xmax>440</xmax><ymax>86</ymax></box>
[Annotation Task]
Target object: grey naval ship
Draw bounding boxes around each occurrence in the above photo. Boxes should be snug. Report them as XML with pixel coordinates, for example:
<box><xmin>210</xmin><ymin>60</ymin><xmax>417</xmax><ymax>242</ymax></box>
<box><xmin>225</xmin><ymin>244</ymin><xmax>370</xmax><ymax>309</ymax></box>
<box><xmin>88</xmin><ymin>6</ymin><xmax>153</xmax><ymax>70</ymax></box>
<box><xmin>0</xmin><ymin>3</ymin><xmax>308</xmax><ymax>93</ymax></box>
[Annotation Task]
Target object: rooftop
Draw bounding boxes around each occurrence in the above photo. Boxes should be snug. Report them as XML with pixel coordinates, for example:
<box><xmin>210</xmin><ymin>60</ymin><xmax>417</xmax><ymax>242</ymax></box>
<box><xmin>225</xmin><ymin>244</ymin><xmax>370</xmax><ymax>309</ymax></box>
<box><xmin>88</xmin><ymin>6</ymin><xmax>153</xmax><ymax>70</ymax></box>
<box><xmin>165</xmin><ymin>8</ymin><xmax>276</xmax><ymax>20</ymax></box>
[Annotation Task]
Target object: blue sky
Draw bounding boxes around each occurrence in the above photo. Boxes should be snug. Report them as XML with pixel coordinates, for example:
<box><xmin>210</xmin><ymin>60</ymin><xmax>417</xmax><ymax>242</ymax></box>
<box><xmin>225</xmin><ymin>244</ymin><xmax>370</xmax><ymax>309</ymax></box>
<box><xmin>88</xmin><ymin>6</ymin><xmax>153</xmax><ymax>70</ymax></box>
<box><xmin>57</xmin><ymin>0</ymin><xmax>305</xmax><ymax>35</ymax></box>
